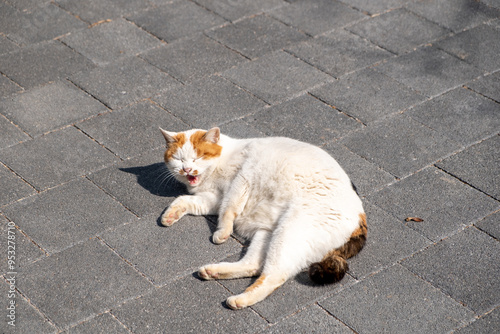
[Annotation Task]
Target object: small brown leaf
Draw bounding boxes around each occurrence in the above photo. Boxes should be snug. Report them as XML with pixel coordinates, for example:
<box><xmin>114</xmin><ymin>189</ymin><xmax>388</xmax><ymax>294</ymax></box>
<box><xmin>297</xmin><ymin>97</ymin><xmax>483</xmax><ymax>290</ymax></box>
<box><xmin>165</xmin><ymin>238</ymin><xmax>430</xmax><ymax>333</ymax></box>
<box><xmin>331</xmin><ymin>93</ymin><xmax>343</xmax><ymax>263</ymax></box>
<box><xmin>405</xmin><ymin>217</ymin><xmax>424</xmax><ymax>222</ymax></box>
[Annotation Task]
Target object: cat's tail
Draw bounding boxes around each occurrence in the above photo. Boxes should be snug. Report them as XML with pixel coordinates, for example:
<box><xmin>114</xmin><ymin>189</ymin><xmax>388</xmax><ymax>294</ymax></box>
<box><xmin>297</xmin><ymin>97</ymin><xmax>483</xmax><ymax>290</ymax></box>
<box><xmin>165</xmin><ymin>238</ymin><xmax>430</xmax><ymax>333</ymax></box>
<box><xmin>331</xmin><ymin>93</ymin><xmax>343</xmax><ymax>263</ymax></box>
<box><xmin>308</xmin><ymin>213</ymin><xmax>367</xmax><ymax>285</ymax></box>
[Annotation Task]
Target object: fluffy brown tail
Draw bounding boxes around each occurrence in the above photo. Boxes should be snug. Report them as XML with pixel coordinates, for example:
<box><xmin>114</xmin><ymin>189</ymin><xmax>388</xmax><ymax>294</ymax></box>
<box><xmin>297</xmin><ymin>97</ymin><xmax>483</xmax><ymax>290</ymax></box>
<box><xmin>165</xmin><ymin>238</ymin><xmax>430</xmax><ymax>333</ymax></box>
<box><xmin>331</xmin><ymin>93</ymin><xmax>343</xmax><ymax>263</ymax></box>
<box><xmin>309</xmin><ymin>213</ymin><xmax>367</xmax><ymax>284</ymax></box>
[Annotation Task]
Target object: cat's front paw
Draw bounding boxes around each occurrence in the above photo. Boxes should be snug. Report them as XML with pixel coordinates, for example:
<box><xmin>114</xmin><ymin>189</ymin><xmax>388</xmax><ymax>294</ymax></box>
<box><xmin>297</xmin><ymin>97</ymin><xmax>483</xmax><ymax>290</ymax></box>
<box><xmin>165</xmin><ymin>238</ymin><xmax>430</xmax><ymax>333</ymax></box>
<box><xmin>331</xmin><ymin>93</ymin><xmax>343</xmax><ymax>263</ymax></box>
<box><xmin>212</xmin><ymin>229</ymin><xmax>231</xmax><ymax>244</ymax></box>
<box><xmin>161</xmin><ymin>205</ymin><xmax>186</xmax><ymax>226</ymax></box>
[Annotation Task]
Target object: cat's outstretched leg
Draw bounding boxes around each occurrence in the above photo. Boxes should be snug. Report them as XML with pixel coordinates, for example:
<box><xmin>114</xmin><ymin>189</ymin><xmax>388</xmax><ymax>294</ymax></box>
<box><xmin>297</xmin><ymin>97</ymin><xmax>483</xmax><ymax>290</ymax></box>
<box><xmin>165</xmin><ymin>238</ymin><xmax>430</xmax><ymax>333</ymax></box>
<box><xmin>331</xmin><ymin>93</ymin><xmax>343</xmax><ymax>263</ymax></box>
<box><xmin>225</xmin><ymin>243</ymin><xmax>293</xmax><ymax>310</ymax></box>
<box><xmin>225</xmin><ymin>210</ymin><xmax>315</xmax><ymax>310</ymax></box>
<box><xmin>213</xmin><ymin>175</ymin><xmax>249</xmax><ymax>244</ymax></box>
<box><xmin>199</xmin><ymin>230</ymin><xmax>270</xmax><ymax>280</ymax></box>
<box><xmin>161</xmin><ymin>192</ymin><xmax>218</xmax><ymax>226</ymax></box>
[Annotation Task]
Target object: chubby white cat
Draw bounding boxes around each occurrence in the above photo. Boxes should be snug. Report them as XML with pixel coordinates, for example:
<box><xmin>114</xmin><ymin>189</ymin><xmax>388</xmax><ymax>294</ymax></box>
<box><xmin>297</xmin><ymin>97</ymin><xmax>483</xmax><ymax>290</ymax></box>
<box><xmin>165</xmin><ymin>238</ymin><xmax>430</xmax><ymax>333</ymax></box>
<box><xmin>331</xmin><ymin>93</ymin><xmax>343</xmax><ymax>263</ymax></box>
<box><xmin>159</xmin><ymin>127</ymin><xmax>366</xmax><ymax>310</ymax></box>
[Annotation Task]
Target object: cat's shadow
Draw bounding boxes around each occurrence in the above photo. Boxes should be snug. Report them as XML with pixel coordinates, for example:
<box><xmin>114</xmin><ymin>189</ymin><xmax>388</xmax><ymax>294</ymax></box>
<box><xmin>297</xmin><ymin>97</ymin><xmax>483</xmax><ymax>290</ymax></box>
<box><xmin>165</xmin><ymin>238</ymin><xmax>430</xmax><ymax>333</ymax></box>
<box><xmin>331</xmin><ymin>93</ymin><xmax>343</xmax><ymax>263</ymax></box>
<box><xmin>120</xmin><ymin>163</ymin><xmax>191</xmax><ymax>226</ymax></box>
<box><xmin>120</xmin><ymin>162</ymin><xmax>187</xmax><ymax>198</ymax></box>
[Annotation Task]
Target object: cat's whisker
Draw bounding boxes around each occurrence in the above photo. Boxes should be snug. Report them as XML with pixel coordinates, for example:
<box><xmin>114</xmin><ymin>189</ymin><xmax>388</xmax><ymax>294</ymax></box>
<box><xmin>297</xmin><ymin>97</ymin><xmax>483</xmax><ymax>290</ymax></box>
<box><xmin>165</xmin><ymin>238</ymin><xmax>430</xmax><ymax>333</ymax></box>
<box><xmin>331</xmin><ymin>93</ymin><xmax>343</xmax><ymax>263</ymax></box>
<box><xmin>154</xmin><ymin>168</ymin><xmax>177</xmax><ymax>192</ymax></box>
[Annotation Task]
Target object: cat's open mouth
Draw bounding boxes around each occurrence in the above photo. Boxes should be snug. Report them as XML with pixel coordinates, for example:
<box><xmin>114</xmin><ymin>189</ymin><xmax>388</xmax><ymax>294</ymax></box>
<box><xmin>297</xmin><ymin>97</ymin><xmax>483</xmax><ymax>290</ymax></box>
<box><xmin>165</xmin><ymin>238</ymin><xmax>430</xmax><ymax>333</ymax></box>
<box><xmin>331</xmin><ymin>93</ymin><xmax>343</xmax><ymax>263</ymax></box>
<box><xmin>187</xmin><ymin>174</ymin><xmax>199</xmax><ymax>186</ymax></box>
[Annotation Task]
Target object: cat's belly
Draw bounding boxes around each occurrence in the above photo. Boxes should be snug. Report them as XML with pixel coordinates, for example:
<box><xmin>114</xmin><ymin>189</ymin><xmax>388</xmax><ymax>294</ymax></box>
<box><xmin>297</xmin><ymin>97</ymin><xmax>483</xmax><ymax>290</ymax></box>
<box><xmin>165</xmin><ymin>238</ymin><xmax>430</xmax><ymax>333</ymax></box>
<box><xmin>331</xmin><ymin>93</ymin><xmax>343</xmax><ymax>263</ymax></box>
<box><xmin>232</xmin><ymin>196</ymin><xmax>286</xmax><ymax>238</ymax></box>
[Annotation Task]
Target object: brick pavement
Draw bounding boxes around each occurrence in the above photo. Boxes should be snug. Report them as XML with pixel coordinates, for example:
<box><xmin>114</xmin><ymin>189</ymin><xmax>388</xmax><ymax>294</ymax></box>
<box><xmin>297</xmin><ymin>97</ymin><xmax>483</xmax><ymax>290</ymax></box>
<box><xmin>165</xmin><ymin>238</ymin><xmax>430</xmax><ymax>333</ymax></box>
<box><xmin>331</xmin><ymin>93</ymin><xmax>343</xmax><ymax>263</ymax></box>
<box><xmin>1</xmin><ymin>0</ymin><xmax>499</xmax><ymax>333</ymax></box>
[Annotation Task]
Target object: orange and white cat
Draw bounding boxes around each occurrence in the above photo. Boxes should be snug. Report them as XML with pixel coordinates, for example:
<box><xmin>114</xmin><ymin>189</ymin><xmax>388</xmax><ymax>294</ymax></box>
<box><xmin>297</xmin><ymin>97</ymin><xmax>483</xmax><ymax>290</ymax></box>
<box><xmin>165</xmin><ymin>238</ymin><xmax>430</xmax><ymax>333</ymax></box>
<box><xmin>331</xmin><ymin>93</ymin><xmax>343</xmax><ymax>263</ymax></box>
<box><xmin>160</xmin><ymin>127</ymin><xmax>366</xmax><ymax>310</ymax></box>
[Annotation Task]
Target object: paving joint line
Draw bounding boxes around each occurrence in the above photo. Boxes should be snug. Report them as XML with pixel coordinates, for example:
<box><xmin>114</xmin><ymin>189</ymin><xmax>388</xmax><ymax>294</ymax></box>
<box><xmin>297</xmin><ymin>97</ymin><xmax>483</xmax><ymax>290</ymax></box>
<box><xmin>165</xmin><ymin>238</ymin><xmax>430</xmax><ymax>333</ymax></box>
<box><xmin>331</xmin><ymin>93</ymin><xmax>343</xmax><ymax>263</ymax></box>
<box><xmin>434</xmin><ymin>163</ymin><xmax>500</xmax><ymax>203</ymax></box>
<box><xmin>96</xmin><ymin>235</ymin><xmax>158</xmax><ymax>286</ymax></box>
<box><xmin>1</xmin><ymin>274</ymin><xmax>61</xmax><ymax>332</ymax></box>
<box><xmin>66</xmin><ymin>77</ymin><xmax>113</xmax><ymax>110</ymax></box>
<box><xmin>85</xmin><ymin>176</ymin><xmax>141</xmax><ymax>219</ymax></box>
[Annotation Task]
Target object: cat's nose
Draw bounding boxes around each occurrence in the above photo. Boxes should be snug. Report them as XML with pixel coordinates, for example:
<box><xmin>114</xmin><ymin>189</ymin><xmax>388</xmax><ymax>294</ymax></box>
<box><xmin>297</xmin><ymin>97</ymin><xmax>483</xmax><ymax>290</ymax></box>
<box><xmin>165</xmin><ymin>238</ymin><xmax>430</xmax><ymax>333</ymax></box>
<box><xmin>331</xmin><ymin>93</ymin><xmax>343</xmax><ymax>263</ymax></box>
<box><xmin>183</xmin><ymin>167</ymin><xmax>192</xmax><ymax>174</ymax></box>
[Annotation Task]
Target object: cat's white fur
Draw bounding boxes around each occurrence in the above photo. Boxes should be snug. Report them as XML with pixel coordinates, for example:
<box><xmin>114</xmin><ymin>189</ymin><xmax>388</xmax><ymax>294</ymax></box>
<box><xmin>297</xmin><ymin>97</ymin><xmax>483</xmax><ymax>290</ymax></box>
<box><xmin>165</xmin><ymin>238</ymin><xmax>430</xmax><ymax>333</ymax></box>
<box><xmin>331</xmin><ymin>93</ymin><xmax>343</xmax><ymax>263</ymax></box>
<box><xmin>160</xmin><ymin>127</ymin><xmax>365</xmax><ymax>309</ymax></box>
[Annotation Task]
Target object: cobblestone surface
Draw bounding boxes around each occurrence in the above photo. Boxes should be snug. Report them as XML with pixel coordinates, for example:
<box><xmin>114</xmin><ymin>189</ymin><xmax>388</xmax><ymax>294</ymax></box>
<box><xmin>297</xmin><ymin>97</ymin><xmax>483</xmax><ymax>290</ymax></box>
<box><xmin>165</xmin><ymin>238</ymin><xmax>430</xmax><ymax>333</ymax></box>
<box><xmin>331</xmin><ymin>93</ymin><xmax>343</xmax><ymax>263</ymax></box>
<box><xmin>0</xmin><ymin>0</ymin><xmax>499</xmax><ymax>333</ymax></box>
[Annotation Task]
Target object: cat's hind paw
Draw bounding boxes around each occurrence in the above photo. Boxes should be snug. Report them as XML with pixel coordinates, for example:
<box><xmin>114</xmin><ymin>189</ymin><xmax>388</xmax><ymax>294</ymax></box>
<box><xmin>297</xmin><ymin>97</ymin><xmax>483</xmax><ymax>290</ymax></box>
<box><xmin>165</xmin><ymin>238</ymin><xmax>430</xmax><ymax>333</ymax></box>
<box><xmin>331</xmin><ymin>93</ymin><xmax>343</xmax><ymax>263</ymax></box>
<box><xmin>161</xmin><ymin>205</ymin><xmax>186</xmax><ymax>226</ymax></box>
<box><xmin>226</xmin><ymin>295</ymin><xmax>247</xmax><ymax>310</ymax></box>
<box><xmin>198</xmin><ymin>265</ymin><xmax>218</xmax><ymax>280</ymax></box>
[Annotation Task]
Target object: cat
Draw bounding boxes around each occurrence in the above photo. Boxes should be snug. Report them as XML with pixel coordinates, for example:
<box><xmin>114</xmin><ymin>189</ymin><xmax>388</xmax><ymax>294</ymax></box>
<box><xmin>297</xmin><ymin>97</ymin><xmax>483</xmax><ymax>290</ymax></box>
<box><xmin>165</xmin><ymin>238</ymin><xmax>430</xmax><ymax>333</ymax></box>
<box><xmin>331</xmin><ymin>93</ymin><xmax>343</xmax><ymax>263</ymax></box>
<box><xmin>159</xmin><ymin>127</ymin><xmax>366</xmax><ymax>310</ymax></box>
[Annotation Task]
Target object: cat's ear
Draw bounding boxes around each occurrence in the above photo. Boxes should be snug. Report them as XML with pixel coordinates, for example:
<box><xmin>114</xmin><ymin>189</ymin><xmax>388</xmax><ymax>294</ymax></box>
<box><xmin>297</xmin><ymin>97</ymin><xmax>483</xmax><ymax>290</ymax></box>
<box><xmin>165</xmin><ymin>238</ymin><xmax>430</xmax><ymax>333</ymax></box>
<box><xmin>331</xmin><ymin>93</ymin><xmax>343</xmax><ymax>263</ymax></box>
<box><xmin>203</xmin><ymin>127</ymin><xmax>220</xmax><ymax>144</ymax></box>
<box><xmin>160</xmin><ymin>128</ymin><xmax>176</xmax><ymax>145</ymax></box>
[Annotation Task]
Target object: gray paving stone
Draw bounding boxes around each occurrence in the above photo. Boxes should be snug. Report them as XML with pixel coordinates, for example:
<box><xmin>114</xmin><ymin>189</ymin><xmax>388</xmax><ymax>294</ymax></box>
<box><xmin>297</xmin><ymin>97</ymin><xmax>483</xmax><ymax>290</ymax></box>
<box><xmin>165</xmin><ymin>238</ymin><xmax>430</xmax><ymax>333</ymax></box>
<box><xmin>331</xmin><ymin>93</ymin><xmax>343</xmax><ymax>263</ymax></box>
<box><xmin>324</xmin><ymin>143</ymin><xmax>395</xmax><ymax>196</ymax></box>
<box><xmin>154</xmin><ymin>75</ymin><xmax>268</xmax><ymax>128</ymax></box>
<box><xmin>436</xmin><ymin>24</ymin><xmax>500</xmax><ymax>73</ymax></box>
<box><xmin>127</xmin><ymin>0</ymin><xmax>226</xmax><ymax>43</ymax></box>
<box><xmin>259</xmin><ymin>304</ymin><xmax>354</xmax><ymax>333</ymax></box>
<box><xmin>55</xmin><ymin>0</ymin><xmax>150</xmax><ymax>24</ymax></box>
<box><xmin>466</xmin><ymin>71</ymin><xmax>500</xmax><ymax>103</ymax></box>
<box><xmin>402</xmin><ymin>227</ymin><xmax>500</xmax><ymax>314</ymax></box>
<box><xmin>244</xmin><ymin>94</ymin><xmax>362</xmax><ymax>146</ymax></box>
<box><xmin>475</xmin><ymin>211</ymin><xmax>500</xmax><ymax>240</ymax></box>
<box><xmin>287</xmin><ymin>29</ymin><xmax>393</xmax><ymax>78</ymax></box>
<box><xmin>223</xmin><ymin>51</ymin><xmax>332</xmax><ymax>104</ymax></box>
<box><xmin>113</xmin><ymin>275</ymin><xmax>268</xmax><ymax>333</ymax></box>
<box><xmin>0</xmin><ymin>2</ymin><xmax>24</xmax><ymax>39</ymax></box>
<box><xmin>436</xmin><ymin>135</ymin><xmax>500</xmax><ymax>200</ymax></box>
<box><xmin>0</xmin><ymin>81</ymin><xmax>107</xmax><ymax>137</ymax></box>
<box><xmin>100</xmin><ymin>215</ymin><xmax>241</xmax><ymax>286</ymax></box>
<box><xmin>194</xmin><ymin>0</ymin><xmax>285</xmax><ymax>21</ymax></box>
<box><xmin>0</xmin><ymin>114</ymin><xmax>29</xmax><ymax>150</ymax></box>
<box><xmin>1</xmin><ymin>1</ymin><xmax>86</xmax><ymax>47</ymax></box>
<box><xmin>0</xmin><ymin>41</ymin><xmax>95</xmax><ymax>89</ymax></box>
<box><xmin>0</xmin><ymin>163</ymin><xmax>35</xmax><ymax>207</ymax></box>
<box><xmin>269</xmin><ymin>0</ymin><xmax>366</xmax><ymax>36</ymax></box>
<box><xmin>17</xmin><ymin>239</ymin><xmax>153</xmax><ymax>330</ymax></box>
<box><xmin>366</xmin><ymin>167</ymin><xmax>500</xmax><ymax>241</ymax></box>
<box><xmin>206</xmin><ymin>14</ymin><xmax>308</xmax><ymax>60</ymax></box>
<box><xmin>0</xmin><ymin>127</ymin><xmax>118</xmax><ymax>191</ymax></box>
<box><xmin>8</xmin><ymin>3</ymin><xmax>86</xmax><ymax>46</ymax></box>
<box><xmin>406</xmin><ymin>0</ymin><xmax>500</xmax><ymax>33</ymax></box>
<box><xmin>141</xmin><ymin>34</ymin><xmax>247</xmax><ymax>83</ymax></box>
<box><xmin>0</xmin><ymin>280</ymin><xmax>57</xmax><ymax>334</ymax></box>
<box><xmin>338</xmin><ymin>0</ymin><xmax>410</xmax><ymax>15</ymax></box>
<box><xmin>455</xmin><ymin>307</ymin><xmax>500</xmax><ymax>334</ymax></box>
<box><xmin>88</xmin><ymin>148</ymin><xmax>186</xmax><ymax>218</ymax></box>
<box><xmin>0</xmin><ymin>74</ymin><xmax>22</xmax><ymax>96</ymax></box>
<box><xmin>0</xmin><ymin>35</ymin><xmax>20</xmax><ymax>56</ymax></box>
<box><xmin>348</xmin><ymin>8</ymin><xmax>450</xmax><ymax>55</ymax></box>
<box><xmin>0</xmin><ymin>215</ymin><xmax>45</xmax><ymax>273</ymax></box>
<box><xmin>77</xmin><ymin>101</ymin><xmax>187</xmax><ymax>159</ymax></box>
<box><xmin>2</xmin><ymin>178</ymin><xmax>137</xmax><ymax>254</ymax></box>
<box><xmin>71</xmin><ymin>56</ymin><xmax>180</xmax><ymax>109</ymax></box>
<box><xmin>61</xmin><ymin>19</ymin><xmax>162</xmax><ymax>66</ymax></box>
<box><xmin>407</xmin><ymin>88</ymin><xmax>500</xmax><ymax>146</ymax></box>
<box><xmin>340</xmin><ymin>114</ymin><xmax>461</xmax><ymax>178</ymax></box>
<box><xmin>4</xmin><ymin>0</ymin><xmax>52</xmax><ymax>11</ymax></box>
<box><xmin>219</xmin><ymin>118</ymin><xmax>264</xmax><ymax>139</ymax></box>
<box><xmin>311</xmin><ymin>68</ymin><xmax>427</xmax><ymax>124</ymax></box>
<box><xmin>65</xmin><ymin>313</ymin><xmax>129</xmax><ymax>334</ymax></box>
<box><xmin>374</xmin><ymin>46</ymin><xmax>483</xmax><ymax>97</ymax></box>
<box><xmin>320</xmin><ymin>264</ymin><xmax>475</xmax><ymax>334</ymax></box>
<box><xmin>346</xmin><ymin>202</ymin><xmax>431</xmax><ymax>279</ymax></box>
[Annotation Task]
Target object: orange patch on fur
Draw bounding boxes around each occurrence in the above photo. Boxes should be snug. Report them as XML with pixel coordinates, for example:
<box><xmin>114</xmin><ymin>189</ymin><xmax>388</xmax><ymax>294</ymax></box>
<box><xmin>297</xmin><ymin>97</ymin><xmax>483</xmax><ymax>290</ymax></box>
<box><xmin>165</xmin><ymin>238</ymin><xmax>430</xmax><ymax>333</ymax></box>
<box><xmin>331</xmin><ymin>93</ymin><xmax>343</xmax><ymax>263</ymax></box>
<box><xmin>164</xmin><ymin>133</ymin><xmax>186</xmax><ymax>161</ymax></box>
<box><xmin>244</xmin><ymin>274</ymin><xmax>266</xmax><ymax>293</ymax></box>
<box><xmin>348</xmin><ymin>213</ymin><xmax>367</xmax><ymax>239</ymax></box>
<box><xmin>190</xmin><ymin>130</ymin><xmax>222</xmax><ymax>159</ymax></box>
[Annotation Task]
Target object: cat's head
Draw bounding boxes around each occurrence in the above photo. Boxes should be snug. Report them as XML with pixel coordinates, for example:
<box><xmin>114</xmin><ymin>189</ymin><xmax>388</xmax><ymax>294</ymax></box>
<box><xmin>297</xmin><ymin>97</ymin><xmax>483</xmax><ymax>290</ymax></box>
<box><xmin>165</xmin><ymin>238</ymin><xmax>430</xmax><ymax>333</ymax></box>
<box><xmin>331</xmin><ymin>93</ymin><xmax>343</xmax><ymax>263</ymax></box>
<box><xmin>160</xmin><ymin>127</ymin><xmax>222</xmax><ymax>187</ymax></box>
